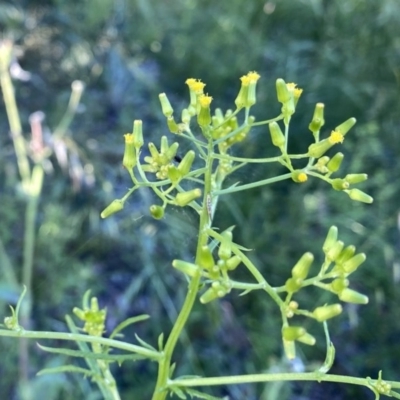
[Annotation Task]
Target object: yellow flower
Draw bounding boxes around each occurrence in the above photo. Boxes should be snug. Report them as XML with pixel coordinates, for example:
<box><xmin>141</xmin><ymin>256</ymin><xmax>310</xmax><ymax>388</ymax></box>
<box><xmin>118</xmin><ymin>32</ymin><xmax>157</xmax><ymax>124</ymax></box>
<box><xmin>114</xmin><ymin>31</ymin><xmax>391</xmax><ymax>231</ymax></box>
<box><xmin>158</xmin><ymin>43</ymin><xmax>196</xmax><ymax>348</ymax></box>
<box><xmin>247</xmin><ymin>71</ymin><xmax>260</xmax><ymax>83</ymax></box>
<box><xmin>329</xmin><ymin>130</ymin><xmax>344</xmax><ymax>144</ymax></box>
<box><xmin>199</xmin><ymin>94</ymin><xmax>213</xmax><ymax>107</ymax></box>
<box><xmin>124</xmin><ymin>133</ymin><xmax>134</xmax><ymax>144</ymax></box>
<box><xmin>240</xmin><ymin>75</ymin><xmax>251</xmax><ymax>86</ymax></box>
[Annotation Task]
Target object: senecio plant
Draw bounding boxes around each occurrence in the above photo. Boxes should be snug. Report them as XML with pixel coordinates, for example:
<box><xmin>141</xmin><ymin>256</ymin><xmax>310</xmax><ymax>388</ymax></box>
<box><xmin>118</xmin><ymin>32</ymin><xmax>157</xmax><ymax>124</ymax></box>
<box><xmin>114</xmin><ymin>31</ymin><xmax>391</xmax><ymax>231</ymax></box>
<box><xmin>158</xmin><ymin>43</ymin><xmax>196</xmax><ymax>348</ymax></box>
<box><xmin>3</xmin><ymin>72</ymin><xmax>400</xmax><ymax>400</ymax></box>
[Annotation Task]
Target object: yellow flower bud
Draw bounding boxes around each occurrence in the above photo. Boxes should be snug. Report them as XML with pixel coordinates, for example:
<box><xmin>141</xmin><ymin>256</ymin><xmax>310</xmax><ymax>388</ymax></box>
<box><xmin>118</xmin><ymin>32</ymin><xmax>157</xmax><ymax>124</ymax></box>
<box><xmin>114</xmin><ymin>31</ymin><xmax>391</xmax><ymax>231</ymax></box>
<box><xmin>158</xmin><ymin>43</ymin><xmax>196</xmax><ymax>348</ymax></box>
<box><xmin>291</xmin><ymin>170</ymin><xmax>308</xmax><ymax>183</ymax></box>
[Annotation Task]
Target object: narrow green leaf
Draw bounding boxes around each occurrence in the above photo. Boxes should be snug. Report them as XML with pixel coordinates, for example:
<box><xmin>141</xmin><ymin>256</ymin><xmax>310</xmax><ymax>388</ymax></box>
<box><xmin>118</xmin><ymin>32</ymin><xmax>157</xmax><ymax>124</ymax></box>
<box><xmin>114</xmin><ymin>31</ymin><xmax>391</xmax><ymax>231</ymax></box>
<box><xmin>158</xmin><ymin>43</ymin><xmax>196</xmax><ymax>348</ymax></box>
<box><xmin>109</xmin><ymin>314</ymin><xmax>150</xmax><ymax>340</ymax></box>
<box><xmin>37</xmin><ymin>365</ymin><xmax>94</xmax><ymax>377</ymax></box>
<box><xmin>37</xmin><ymin>344</ymin><xmax>145</xmax><ymax>363</ymax></box>
<box><xmin>134</xmin><ymin>333</ymin><xmax>157</xmax><ymax>351</ymax></box>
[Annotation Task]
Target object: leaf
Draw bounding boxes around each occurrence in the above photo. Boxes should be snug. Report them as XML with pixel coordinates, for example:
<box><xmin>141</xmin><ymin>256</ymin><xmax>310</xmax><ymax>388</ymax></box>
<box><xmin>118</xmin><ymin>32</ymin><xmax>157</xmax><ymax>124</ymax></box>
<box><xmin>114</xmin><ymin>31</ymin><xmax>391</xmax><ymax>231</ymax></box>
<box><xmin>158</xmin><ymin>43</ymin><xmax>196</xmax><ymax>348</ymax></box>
<box><xmin>109</xmin><ymin>314</ymin><xmax>150</xmax><ymax>340</ymax></box>
<box><xmin>37</xmin><ymin>365</ymin><xmax>94</xmax><ymax>377</ymax></box>
<box><xmin>134</xmin><ymin>333</ymin><xmax>157</xmax><ymax>351</ymax></box>
<box><xmin>37</xmin><ymin>344</ymin><xmax>145</xmax><ymax>363</ymax></box>
<box><xmin>158</xmin><ymin>332</ymin><xmax>164</xmax><ymax>351</ymax></box>
<box><xmin>185</xmin><ymin>388</ymin><xmax>226</xmax><ymax>400</ymax></box>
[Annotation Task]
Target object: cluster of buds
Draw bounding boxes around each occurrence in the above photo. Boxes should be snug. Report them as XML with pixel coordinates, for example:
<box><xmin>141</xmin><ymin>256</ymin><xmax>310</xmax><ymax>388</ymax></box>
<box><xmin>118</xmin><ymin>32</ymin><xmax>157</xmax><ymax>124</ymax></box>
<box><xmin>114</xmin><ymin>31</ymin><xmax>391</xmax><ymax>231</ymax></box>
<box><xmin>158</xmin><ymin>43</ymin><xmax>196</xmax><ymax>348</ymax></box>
<box><xmin>323</xmin><ymin>226</ymin><xmax>369</xmax><ymax>304</ymax></box>
<box><xmin>282</xmin><ymin>325</ymin><xmax>316</xmax><ymax>360</ymax></box>
<box><xmin>285</xmin><ymin>252</ymin><xmax>314</xmax><ymax>294</ymax></box>
<box><xmin>172</xmin><ymin>230</ymin><xmax>242</xmax><ymax>304</ymax></box>
<box><xmin>212</xmin><ymin>108</ymin><xmax>254</xmax><ymax>151</ymax></box>
<box><xmin>142</xmin><ymin>136</ymin><xmax>180</xmax><ymax>180</ymax></box>
<box><xmin>308</xmin><ymin>117</ymin><xmax>356</xmax><ymax>159</ymax></box>
<box><xmin>276</xmin><ymin>79</ymin><xmax>303</xmax><ymax>124</ymax></box>
<box><xmin>73</xmin><ymin>297</ymin><xmax>106</xmax><ymax>337</ymax></box>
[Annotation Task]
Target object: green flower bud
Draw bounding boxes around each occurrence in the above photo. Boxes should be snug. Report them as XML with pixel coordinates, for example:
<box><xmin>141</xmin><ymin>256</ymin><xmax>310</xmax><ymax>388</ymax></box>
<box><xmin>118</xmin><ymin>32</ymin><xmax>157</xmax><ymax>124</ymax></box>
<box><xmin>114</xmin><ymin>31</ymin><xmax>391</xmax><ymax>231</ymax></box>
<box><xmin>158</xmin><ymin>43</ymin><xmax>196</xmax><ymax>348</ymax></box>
<box><xmin>276</xmin><ymin>78</ymin><xmax>291</xmax><ymax>104</ymax></box>
<box><xmin>342</xmin><ymin>253</ymin><xmax>366</xmax><ymax>274</ymax></box>
<box><xmin>100</xmin><ymin>199</ymin><xmax>124</xmax><ymax>219</ymax></box>
<box><xmin>200</xmin><ymin>281</ymin><xmax>229</xmax><ymax>304</ymax></box>
<box><xmin>296</xmin><ymin>332</ymin><xmax>316</xmax><ymax>346</ymax></box>
<box><xmin>323</xmin><ymin>226</ymin><xmax>338</xmax><ymax>253</ymax></box>
<box><xmin>338</xmin><ymin>288</ymin><xmax>369</xmax><ymax>304</ymax></box>
<box><xmin>175</xmin><ymin>188</ymin><xmax>202</xmax><ymax>206</ymax></box>
<box><xmin>178</xmin><ymin>150</ymin><xmax>195</xmax><ymax>176</ymax></box>
<box><xmin>167</xmin><ymin>117</ymin><xmax>179</xmax><ymax>133</ymax></box>
<box><xmin>122</xmin><ymin>134</ymin><xmax>136</xmax><ymax>170</ymax></box>
<box><xmin>160</xmin><ymin>136</ymin><xmax>169</xmax><ymax>154</ymax></box>
<box><xmin>285</xmin><ymin>277</ymin><xmax>302</xmax><ymax>293</ymax></box>
<box><xmin>226</xmin><ymin>255</ymin><xmax>241</xmax><ymax>271</ymax></box>
<box><xmin>308</xmin><ymin>103</ymin><xmax>325</xmax><ymax>134</ymax></box>
<box><xmin>148</xmin><ymin>142</ymin><xmax>160</xmax><ymax>161</ymax></box>
<box><xmin>335</xmin><ymin>245</ymin><xmax>356</xmax><ymax>265</ymax></box>
<box><xmin>283</xmin><ymin>339</ymin><xmax>296</xmax><ymax>360</ymax></box>
<box><xmin>197</xmin><ymin>95</ymin><xmax>212</xmax><ymax>127</ymax></box>
<box><xmin>133</xmin><ymin>120</ymin><xmax>143</xmax><ymax>149</ymax></box>
<box><xmin>197</xmin><ymin>245</ymin><xmax>215</xmax><ymax>271</ymax></box>
<box><xmin>234</xmin><ymin>79</ymin><xmax>249</xmax><ymax>110</ymax></box>
<box><xmin>149</xmin><ymin>205</ymin><xmax>164</xmax><ymax>220</ymax></box>
<box><xmin>172</xmin><ymin>260</ymin><xmax>199</xmax><ymax>277</ymax></box>
<box><xmin>344</xmin><ymin>173</ymin><xmax>368</xmax><ymax>184</ymax></box>
<box><xmin>326</xmin><ymin>240</ymin><xmax>344</xmax><ymax>262</ymax></box>
<box><xmin>327</xmin><ymin>152</ymin><xmax>344</xmax><ymax>173</ymax></box>
<box><xmin>218</xmin><ymin>231</ymin><xmax>233</xmax><ymax>260</ymax></box>
<box><xmin>268</xmin><ymin>121</ymin><xmax>285</xmax><ymax>148</ymax></box>
<box><xmin>335</xmin><ymin>117</ymin><xmax>356</xmax><ymax>137</ymax></box>
<box><xmin>166</xmin><ymin>142</ymin><xmax>180</xmax><ymax>161</ymax></box>
<box><xmin>330</xmin><ymin>278</ymin><xmax>349</xmax><ymax>294</ymax></box>
<box><xmin>291</xmin><ymin>170</ymin><xmax>308</xmax><ymax>183</ymax></box>
<box><xmin>167</xmin><ymin>165</ymin><xmax>182</xmax><ymax>184</ymax></box>
<box><xmin>282</xmin><ymin>326</ymin><xmax>306</xmax><ymax>341</ymax></box>
<box><xmin>246</xmin><ymin>71</ymin><xmax>260</xmax><ymax>107</ymax></box>
<box><xmin>159</xmin><ymin>93</ymin><xmax>174</xmax><ymax>118</ymax></box>
<box><xmin>331</xmin><ymin>178</ymin><xmax>350</xmax><ymax>191</ymax></box>
<box><xmin>308</xmin><ymin>139</ymin><xmax>334</xmax><ymax>158</ymax></box>
<box><xmin>346</xmin><ymin>189</ymin><xmax>373</xmax><ymax>204</ymax></box>
<box><xmin>312</xmin><ymin>304</ymin><xmax>343</xmax><ymax>322</ymax></box>
<box><xmin>291</xmin><ymin>252</ymin><xmax>314</xmax><ymax>280</ymax></box>
<box><xmin>181</xmin><ymin>108</ymin><xmax>191</xmax><ymax>124</ymax></box>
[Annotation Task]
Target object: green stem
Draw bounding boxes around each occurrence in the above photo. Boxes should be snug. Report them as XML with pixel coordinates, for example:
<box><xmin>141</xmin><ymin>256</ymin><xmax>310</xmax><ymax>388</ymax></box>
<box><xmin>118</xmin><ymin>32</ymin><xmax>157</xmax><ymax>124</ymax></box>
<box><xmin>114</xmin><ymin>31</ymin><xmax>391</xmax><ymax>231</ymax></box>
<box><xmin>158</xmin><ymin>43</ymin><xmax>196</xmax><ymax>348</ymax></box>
<box><xmin>170</xmin><ymin>371</ymin><xmax>396</xmax><ymax>390</ymax></box>
<box><xmin>213</xmin><ymin>173</ymin><xmax>292</xmax><ymax>196</ymax></box>
<box><xmin>152</xmin><ymin>137</ymin><xmax>215</xmax><ymax>400</ymax></box>
<box><xmin>0</xmin><ymin>329</ymin><xmax>161</xmax><ymax>360</ymax></box>
<box><xmin>0</xmin><ymin>41</ymin><xmax>30</xmax><ymax>187</ymax></box>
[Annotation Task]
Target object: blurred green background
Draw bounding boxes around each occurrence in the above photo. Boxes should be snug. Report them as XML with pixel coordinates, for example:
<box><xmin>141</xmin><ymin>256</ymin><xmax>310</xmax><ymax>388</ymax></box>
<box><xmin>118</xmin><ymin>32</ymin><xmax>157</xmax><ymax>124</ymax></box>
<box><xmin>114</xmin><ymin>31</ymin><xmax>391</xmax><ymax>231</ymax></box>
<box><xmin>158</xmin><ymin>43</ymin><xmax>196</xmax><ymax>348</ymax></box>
<box><xmin>0</xmin><ymin>0</ymin><xmax>399</xmax><ymax>399</ymax></box>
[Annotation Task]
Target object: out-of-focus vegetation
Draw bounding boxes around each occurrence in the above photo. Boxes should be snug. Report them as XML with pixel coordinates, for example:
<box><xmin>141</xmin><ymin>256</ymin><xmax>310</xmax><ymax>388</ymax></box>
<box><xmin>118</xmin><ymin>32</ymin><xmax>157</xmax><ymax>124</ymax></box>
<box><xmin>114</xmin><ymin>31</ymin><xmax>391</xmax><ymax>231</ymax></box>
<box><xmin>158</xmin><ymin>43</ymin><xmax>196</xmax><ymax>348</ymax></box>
<box><xmin>0</xmin><ymin>0</ymin><xmax>399</xmax><ymax>398</ymax></box>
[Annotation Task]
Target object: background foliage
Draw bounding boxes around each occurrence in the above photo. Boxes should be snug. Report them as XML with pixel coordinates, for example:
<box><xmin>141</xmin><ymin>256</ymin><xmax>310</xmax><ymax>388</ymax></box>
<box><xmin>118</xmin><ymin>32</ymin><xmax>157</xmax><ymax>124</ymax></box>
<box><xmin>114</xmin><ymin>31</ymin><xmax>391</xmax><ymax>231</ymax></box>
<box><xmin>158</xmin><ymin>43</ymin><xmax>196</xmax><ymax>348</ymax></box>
<box><xmin>0</xmin><ymin>0</ymin><xmax>399</xmax><ymax>399</ymax></box>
